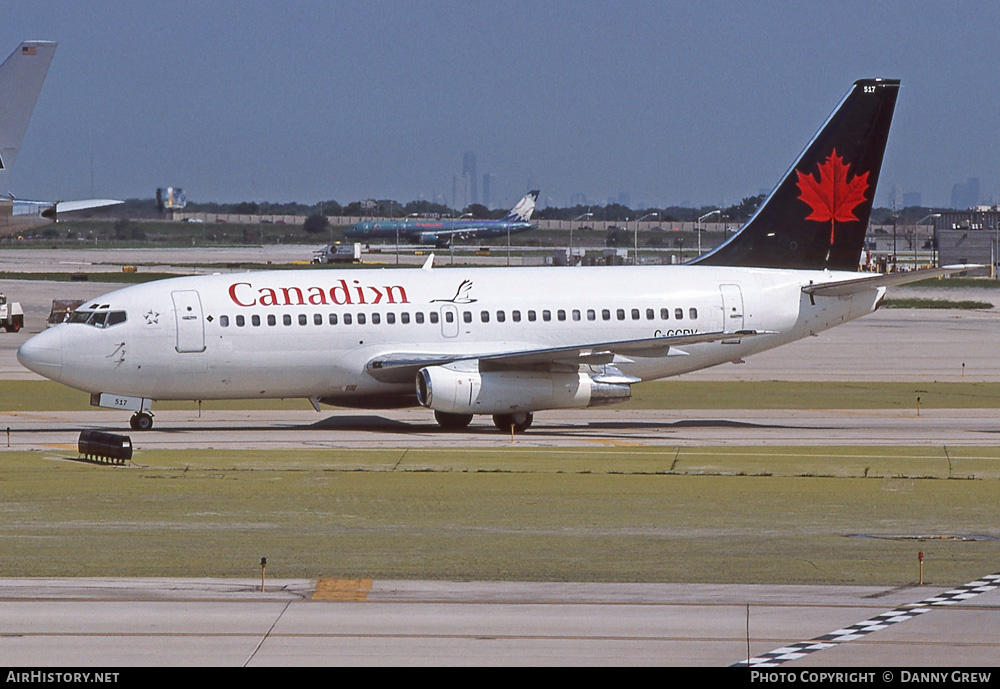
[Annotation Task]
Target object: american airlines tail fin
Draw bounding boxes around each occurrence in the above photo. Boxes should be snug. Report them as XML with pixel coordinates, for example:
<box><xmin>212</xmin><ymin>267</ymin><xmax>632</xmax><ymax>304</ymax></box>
<box><xmin>502</xmin><ymin>190</ymin><xmax>540</xmax><ymax>222</ymax></box>
<box><xmin>0</xmin><ymin>41</ymin><xmax>57</xmax><ymax>192</ymax></box>
<box><xmin>694</xmin><ymin>79</ymin><xmax>899</xmax><ymax>271</ymax></box>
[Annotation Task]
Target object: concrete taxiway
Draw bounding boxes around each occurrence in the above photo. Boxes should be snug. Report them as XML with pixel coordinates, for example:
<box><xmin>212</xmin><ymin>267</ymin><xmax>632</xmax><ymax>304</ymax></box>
<box><xmin>1</xmin><ymin>578</ymin><xmax>997</xmax><ymax>667</ymax></box>
<box><xmin>3</xmin><ymin>406</ymin><xmax>999</xmax><ymax>451</ymax></box>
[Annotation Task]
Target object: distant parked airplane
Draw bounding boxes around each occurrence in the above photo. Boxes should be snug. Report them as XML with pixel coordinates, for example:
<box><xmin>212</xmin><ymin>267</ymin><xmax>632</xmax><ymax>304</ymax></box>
<box><xmin>345</xmin><ymin>191</ymin><xmax>539</xmax><ymax>248</ymax></box>
<box><xmin>0</xmin><ymin>40</ymin><xmax>120</xmax><ymax>236</ymax></box>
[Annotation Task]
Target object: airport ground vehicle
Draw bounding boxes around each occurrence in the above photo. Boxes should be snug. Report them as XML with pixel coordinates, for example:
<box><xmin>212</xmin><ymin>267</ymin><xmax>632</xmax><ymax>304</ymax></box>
<box><xmin>312</xmin><ymin>243</ymin><xmax>362</xmax><ymax>264</ymax></box>
<box><xmin>47</xmin><ymin>299</ymin><xmax>86</xmax><ymax>327</ymax></box>
<box><xmin>0</xmin><ymin>293</ymin><xmax>24</xmax><ymax>332</ymax></box>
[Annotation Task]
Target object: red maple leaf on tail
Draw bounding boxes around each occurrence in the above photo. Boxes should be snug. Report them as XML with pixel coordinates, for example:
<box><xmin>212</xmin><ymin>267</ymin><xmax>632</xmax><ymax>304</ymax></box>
<box><xmin>795</xmin><ymin>149</ymin><xmax>869</xmax><ymax>245</ymax></box>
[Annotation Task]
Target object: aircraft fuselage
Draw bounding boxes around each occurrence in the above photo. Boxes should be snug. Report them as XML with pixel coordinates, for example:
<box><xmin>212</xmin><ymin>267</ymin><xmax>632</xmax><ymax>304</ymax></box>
<box><xmin>17</xmin><ymin>264</ymin><xmax>880</xmax><ymax>407</ymax></box>
<box><xmin>0</xmin><ymin>198</ymin><xmax>56</xmax><ymax>235</ymax></box>
<box><xmin>346</xmin><ymin>219</ymin><xmax>534</xmax><ymax>245</ymax></box>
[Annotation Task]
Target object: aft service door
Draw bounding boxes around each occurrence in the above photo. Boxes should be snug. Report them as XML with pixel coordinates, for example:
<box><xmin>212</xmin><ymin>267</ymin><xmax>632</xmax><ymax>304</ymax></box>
<box><xmin>172</xmin><ymin>290</ymin><xmax>206</xmax><ymax>353</ymax></box>
<box><xmin>720</xmin><ymin>284</ymin><xmax>744</xmax><ymax>332</ymax></box>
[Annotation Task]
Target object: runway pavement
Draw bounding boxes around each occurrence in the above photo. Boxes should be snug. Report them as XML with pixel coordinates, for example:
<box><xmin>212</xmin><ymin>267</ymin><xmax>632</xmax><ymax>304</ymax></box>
<box><xmin>3</xmin><ymin>406</ymin><xmax>999</xmax><ymax>450</ymax></box>
<box><xmin>1</xmin><ymin>577</ymin><xmax>997</xmax><ymax>667</ymax></box>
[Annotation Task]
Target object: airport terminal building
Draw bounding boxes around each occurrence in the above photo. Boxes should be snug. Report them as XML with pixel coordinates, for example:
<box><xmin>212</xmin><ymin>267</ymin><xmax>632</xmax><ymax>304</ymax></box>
<box><xmin>934</xmin><ymin>207</ymin><xmax>1000</xmax><ymax>276</ymax></box>
<box><xmin>863</xmin><ymin>207</ymin><xmax>1000</xmax><ymax>276</ymax></box>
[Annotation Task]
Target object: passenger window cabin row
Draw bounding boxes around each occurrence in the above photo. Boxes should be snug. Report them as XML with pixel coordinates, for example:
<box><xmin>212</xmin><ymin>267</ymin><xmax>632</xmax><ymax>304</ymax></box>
<box><xmin>218</xmin><ymin>306</ymin><xmax>699</xmax><ymax>329</ymax></box>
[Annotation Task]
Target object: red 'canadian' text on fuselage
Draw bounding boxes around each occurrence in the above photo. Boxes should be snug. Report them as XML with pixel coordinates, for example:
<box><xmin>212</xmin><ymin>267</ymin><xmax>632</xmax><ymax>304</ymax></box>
<box><xmin>228</xmin><ymin>279</ymin><xmax>409</xmax><ymax>308</ymax></box>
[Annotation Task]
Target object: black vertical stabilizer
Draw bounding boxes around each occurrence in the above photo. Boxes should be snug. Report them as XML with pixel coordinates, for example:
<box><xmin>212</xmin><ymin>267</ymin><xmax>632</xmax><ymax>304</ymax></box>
<box><xmin>693</xmin><ymin>79</ymin><xmax>899</xmax><ymax>271</ymax></box>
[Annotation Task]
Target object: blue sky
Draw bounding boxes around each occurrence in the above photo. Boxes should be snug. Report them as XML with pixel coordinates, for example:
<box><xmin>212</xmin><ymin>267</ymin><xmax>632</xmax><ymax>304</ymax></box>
<box><xmin>4</xmin><ymin>1</ymin><xmax>999</xmax><ymax>209</ymax></box>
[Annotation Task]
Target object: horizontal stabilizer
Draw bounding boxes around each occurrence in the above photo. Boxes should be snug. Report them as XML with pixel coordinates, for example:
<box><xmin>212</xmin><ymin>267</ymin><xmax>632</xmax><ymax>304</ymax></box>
<box><xmin>802</xmin><ymin>265</ymin><xmax>983</xmax><ymax>298</ymax></box>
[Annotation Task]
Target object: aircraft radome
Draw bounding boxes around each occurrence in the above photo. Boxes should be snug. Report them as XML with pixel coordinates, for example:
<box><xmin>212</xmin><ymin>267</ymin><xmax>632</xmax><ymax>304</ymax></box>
<box><xmin>17</xmin><ymin>78</ymin><xmax>974</xmax><ymax>432</ymax></box>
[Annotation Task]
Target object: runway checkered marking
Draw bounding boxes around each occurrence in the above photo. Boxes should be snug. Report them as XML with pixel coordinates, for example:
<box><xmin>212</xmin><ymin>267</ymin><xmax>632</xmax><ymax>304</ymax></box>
<box><xmin>734</xmin><ymin>572</ymin><xmax>1000</xmax><ymax>667</ymax></box>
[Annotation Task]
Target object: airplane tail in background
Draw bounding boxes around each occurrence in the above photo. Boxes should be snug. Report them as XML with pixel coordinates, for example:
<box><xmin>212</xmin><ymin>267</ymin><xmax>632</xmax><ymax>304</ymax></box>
<box><xmin>502</xmin><ymin>190</ymin><xmax>540</xmax><ymax>222</ymax></box>
<box><xmin>693</xmin><ymin>78</ymin><xmax>899</xmax><ymax>271</ymax></box>
<box><xmin>0</xmin><ymin>41</ymin><xmax>57</xmax><ymax>192</ymax></box>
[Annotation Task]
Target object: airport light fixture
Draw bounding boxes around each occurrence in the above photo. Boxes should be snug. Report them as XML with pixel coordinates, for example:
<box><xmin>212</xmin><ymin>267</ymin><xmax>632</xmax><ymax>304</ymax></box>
<box><xmin>995</xmin><ymin>221</ymin><xmax>999</xmax><ymax>279</ymax></box>
<box><xmin>634</xmin><ymin>212</ymin><xmax>658</xmax><ymax>265</ymax></box>
<box><xmin>697</xmin><ymin>209</ymin><xmax>721</xmax><ymax>256</ymax></box>
<box><xmin>395</xmin><ymin>213</ymin><xmax>424</xmax><ymax>264</ymax></box>
<box><xmin>571</xmin><ymin>212</ymin><xmax>594</xmax><ymax>260</ymax></box>
<box><xmin>891</xmin><ymin>210</ymin><xmax>897</xmax><ymax>269</ymax></box>
<box><xmin>914</xmin><ymin>213</ymin><xmax>940</xmax><ymax>270</ymax></box>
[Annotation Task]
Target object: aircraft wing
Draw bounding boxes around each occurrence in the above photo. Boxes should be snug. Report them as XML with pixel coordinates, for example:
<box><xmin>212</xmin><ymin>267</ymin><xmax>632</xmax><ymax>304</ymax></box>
<box><xmin>803</xmin><ymin>265</ymin><xmax>982</xmax><ymax>298</ymax></box>
<box><xmin>365</xmin><ymin>329</ymin><xmax>772</xmax><ymax>383</ymax></box>
<box><xmin>55</xmin><ymin>199</ymin><xmax>123</xmax><ymax>214</ymax></box>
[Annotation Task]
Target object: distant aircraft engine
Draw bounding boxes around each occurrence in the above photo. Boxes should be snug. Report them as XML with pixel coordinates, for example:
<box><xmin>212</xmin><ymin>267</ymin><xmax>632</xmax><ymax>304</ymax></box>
<box><xmin>415</xmin><ymin>365</ymin><xmax>631</xmax><ymax>415</ymax></box>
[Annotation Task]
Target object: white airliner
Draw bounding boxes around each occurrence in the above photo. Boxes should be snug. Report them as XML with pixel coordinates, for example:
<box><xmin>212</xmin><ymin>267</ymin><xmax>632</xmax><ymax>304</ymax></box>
<box><xmin>345</xmin><ymin>190</ymin><xmax>540</xmax><ymax>248</ymax></box>
<box><xmin>17</xmin><ymin>78</ymin><xmax>970</xmax><ymax>432</ymax></box>
<box><xmin>0</xmin><ymin>40</ymin><xmax>120</xmax><ymax>235</ymax></box>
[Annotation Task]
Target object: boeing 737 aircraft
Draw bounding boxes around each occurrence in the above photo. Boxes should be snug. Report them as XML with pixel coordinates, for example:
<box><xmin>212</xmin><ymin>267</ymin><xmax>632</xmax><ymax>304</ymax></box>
<box><xmin>0</xmin><ymin>40</ymin><xmax>120</xmax><ymax>235</ymax></box>
<box><xmin>18</xmin><ymin>79</ymin><xmax>970</xmax><ymax>433</ymax></box>
<box><xmin>345</xmin><ymin>190</ymin><xmax>539</xmax><ymax>247</ymax></box>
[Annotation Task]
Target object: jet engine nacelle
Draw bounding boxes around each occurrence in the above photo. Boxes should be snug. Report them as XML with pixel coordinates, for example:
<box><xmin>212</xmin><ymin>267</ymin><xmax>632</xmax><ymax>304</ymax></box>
<box><xmin>415</xmin><ymin>365</ymin><xmax>631</xmax><ymax>415</ymax></box>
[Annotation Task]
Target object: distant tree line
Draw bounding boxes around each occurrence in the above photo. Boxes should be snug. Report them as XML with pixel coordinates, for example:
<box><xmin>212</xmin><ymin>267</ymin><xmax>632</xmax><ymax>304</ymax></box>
<box><xmin>116</xmin><ymin>194</ymin><xmax>941</xmax><ymax>229</ymax></box>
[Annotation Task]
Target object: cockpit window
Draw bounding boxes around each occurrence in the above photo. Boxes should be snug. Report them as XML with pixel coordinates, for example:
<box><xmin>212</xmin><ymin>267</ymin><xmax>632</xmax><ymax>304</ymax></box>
<box><xmin>67</xmin><ymin>310</ymin><xmax>127</xmax><ymax>328</ymax></box>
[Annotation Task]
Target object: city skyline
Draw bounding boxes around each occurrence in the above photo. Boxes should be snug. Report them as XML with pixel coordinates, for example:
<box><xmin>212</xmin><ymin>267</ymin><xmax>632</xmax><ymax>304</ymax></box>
<box><xmin>3</xmin><ymin>1</ymin><xmax>999</xmax><ymax>209</ymax></box>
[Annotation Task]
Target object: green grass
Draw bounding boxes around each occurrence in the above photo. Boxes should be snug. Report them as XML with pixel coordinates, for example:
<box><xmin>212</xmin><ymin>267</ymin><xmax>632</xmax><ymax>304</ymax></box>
<box><xmin>626</xmin><ymin>381</ymin><xmax>1000</xmax><ymax>410</ymax></box>
<box><xmin>882</xmin><ymin>297</ymin><xmax>993</xmax><ymax>309</ymax></box>
<box><xmin>1</xmin><ymin>446</ymin><xmax>997</xmax><ymax>584</ymax></box>
<box><xmin>0</xmin><ymin>264</ymin><xmax>422</xmax><ymax>284</ymax></box>
<box><xmin>6</xmin><ymin>380</ymin><xmax>1000</xmax><ymax>413</ymax></box>
<box><xmin>902</xmin><ymin>277</ymin><xmax>1000</xmax><ymax>289</ymax></box>
<box><xmin>0</xmin><ymin>271</ymin><xmax>187</xmax><ymax>284</ymax></box>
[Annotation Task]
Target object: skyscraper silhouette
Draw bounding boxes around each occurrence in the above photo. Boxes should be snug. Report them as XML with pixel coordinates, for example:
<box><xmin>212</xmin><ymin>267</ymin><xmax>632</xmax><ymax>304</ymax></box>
<box><xmin>463</xmin><ymin>152</ymin><xmax>478</xmax><ymax>205</ymax></box>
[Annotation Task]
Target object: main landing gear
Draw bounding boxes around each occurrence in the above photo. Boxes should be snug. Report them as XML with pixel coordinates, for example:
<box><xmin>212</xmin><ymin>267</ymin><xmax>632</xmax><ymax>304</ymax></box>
<box><xmin>492</xmin><ymin>412</ymin><xmax>533</xmax><ymax>434</ymax></box>
<box><xmin>432</xmin><ymin>410</ymin><xmax>534</xmax><ymax>433</ymax></box>
<box><xmin>129</xmin><ymin>411</ymin><xmax>154</xmax><ymax>431</ymax></box>
<box><xmin>433</xmin><ymin>410</ymin><xmax>473</xmax><ymax>430</ymax></box>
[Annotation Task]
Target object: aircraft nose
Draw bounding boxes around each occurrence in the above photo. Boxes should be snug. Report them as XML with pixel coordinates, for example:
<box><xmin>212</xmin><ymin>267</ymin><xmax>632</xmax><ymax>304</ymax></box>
<box><xmin>17</xmin><ymin>327</ymin><xmax>63</xmax><ymax>381</ymax></box>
